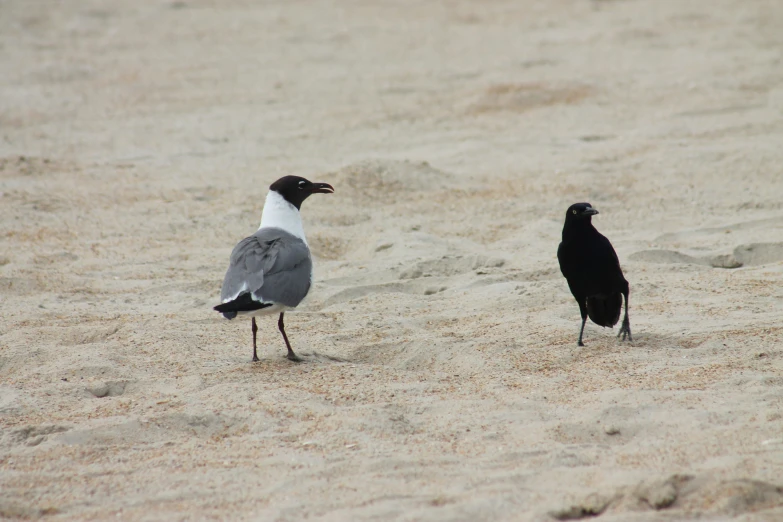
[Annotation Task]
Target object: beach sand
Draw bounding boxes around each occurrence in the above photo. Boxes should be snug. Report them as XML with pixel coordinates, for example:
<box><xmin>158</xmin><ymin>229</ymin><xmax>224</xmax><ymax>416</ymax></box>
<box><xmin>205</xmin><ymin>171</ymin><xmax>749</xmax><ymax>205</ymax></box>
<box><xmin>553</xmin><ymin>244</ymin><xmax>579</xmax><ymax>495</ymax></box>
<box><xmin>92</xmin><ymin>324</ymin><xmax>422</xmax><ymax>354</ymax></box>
<box><xmin>1</xmin><ymin>0</ymin><xmax>783</xmax><ymax>520</ymax></box>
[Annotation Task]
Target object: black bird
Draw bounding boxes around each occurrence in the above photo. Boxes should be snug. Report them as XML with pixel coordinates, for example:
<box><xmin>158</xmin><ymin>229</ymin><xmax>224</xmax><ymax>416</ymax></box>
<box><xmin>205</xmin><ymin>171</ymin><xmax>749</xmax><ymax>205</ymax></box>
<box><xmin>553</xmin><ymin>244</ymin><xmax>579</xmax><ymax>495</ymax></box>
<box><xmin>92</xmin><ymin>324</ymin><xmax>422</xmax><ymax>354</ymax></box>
<box><xmin>557</xmin><ymin>202</ymin><xmax>632</xmax><ymax>346</ymax></box>
<box><xmin>214</xmin><ymin>176</ymin><xmax>334</xmax><ymax>362</ymax></box>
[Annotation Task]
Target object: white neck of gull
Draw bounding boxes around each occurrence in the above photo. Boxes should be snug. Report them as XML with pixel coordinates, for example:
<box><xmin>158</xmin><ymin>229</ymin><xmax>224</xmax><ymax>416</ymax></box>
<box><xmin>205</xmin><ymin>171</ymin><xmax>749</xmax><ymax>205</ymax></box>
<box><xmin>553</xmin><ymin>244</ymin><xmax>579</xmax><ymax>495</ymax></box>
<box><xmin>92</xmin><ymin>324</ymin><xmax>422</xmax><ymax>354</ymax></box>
<box><xmin>259</xmin><ymin>190</ymin><xmax>307</xmax><ymax>243</ymax></box>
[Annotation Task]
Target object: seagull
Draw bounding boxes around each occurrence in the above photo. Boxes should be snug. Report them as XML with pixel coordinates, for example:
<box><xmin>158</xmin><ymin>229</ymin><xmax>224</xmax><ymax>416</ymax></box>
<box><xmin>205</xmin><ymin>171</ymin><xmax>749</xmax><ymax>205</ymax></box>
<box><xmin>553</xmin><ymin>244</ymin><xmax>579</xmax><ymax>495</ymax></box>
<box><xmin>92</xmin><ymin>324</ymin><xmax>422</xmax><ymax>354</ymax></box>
<box><xmin>557</xmin><ymin>202</ymin><xmax>632</xmax><ymax>346</ymax></box>
<box><xmin>214</xmin><ymin>176</ymin><xmax>334</xmax><ymax>362</ymax></box>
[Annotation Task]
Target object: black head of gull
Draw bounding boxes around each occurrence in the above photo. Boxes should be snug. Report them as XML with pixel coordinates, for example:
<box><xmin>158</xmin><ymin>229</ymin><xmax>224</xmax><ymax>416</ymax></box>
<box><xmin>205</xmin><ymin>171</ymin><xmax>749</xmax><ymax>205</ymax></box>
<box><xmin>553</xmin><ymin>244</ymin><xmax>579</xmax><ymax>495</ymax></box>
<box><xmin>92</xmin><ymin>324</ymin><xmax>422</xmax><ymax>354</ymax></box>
<box><xmin>270</xmin><ymin>176</ymin><xmax>335</xmax><ymax>210</ymax></box>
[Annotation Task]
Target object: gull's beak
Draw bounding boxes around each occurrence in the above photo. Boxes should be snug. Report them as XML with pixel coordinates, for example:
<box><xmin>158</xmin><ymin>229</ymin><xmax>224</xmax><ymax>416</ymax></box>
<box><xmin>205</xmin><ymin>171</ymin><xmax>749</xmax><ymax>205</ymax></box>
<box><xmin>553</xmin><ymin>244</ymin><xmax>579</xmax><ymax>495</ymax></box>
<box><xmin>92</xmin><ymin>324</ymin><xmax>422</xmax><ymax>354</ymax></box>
<box><xmin>584</xmin><ymin>208</ymin><xmax>599</xmax><ymax>216</ymax></box>
<box><xmin>310</xmin><ymin>182</ymin><xmax>334</xmax><ymax>194</ymax></box>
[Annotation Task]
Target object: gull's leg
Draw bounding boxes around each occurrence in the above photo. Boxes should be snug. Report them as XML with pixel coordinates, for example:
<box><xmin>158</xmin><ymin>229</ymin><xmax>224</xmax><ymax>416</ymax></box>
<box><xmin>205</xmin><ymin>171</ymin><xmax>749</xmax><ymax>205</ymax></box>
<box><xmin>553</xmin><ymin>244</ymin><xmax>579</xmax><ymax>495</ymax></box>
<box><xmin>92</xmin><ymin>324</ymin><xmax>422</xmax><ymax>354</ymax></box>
<box><xmin>251</xmin><ymin>318</ymin><xmax>259</xmax><ymax>362</ymax></box>
<box><xmin>278</xmin><ymin>312</ymin><xmax>302</xmax><ymax>362</ymax></box>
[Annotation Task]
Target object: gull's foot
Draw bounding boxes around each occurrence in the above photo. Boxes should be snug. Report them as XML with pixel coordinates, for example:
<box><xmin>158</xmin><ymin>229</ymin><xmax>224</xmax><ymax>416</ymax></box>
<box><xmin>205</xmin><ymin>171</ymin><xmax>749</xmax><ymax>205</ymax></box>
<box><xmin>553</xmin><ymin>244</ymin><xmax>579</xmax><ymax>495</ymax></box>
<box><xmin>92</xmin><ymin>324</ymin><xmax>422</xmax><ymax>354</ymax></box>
<box><xmin>286</xmin><ymin>351</ymin><xmax>305</xmax><ymax>363</ymax></box>
<box><xmin>577</xmin><ymin>341</ymin><xmax>585</xmax><ymax>347</ymax></box>
<box><xmin>252</xmin><ymin>355</ymin><xmax>260</xmax><ymax>362</ymax></box>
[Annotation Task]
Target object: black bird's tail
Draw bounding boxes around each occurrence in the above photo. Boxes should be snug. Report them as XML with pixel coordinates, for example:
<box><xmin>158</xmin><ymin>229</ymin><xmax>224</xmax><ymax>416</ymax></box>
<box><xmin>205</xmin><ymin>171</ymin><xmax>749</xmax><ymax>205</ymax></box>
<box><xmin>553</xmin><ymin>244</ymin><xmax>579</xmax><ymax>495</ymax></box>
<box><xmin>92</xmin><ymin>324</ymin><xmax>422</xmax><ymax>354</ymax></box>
<box><xmin>586</xmin><ymin>293</ymin><xmax>622</xmax><ymax>328</ymax></box>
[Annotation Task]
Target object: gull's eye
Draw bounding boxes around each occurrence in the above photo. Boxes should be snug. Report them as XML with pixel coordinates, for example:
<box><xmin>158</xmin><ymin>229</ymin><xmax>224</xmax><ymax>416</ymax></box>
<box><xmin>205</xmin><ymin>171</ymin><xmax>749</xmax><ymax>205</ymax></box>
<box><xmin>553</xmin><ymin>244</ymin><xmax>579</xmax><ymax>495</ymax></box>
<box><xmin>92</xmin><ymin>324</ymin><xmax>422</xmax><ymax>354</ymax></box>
<box><xmin>572</xmin><ymin>209</ymin><xmax>577</xmax><ymax>214</ymax></box>
<box><xmin>298</xmin><ymin>180</ymin><xmax>306</xmax><ymax>190</ymax></box>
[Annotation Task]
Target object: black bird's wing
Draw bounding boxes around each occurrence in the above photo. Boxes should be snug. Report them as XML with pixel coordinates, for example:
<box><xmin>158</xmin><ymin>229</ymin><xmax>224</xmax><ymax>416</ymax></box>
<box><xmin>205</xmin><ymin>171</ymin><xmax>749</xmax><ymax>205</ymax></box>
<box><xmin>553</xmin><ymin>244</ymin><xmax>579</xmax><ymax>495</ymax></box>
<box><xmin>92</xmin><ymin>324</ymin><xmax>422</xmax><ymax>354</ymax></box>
<box><xmin>558</xmin><ymin>229</ymin><xmax>627</xmax><ymax>299</ymax></box>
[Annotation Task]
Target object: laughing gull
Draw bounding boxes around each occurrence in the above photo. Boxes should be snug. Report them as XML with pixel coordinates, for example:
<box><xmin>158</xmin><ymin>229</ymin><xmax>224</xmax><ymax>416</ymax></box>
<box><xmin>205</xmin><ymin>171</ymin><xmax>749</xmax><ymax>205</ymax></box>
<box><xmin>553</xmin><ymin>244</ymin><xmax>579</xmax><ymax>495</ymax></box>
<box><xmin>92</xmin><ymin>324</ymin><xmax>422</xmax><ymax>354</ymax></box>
<box><xmin>557</xmin><ymin>203</ymin><xmax>632</xmax><ymax>346</ymax></box>
<box><xmin>213</xmin><ymin>176</ymin><xmax>334</xmax><ymax>362</ymax></box>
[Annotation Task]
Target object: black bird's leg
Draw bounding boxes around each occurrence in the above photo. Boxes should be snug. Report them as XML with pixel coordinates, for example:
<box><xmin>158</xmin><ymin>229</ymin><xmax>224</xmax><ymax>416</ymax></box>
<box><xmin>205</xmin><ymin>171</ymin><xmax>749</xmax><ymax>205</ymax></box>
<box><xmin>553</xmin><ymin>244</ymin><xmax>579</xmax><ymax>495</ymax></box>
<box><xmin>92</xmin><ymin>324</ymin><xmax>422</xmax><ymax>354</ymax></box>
<box><xmin>577</xmin><ymin>300</ymin><xmax>588</xmax><ymax>347</ymax></box>
<box><xmin>618</xmin><ymin>291</ymin><xmax>632</xmax><ymax>342</ymax></box>
<box><xmin>278</xmin><ymin>312</ymin><xmax>302</xmax><ymax>362</ymax></box>
<box><xmin>251</xmin><ymin>318</ymin><xmax>259</xmax><ymax>362</ymax></box>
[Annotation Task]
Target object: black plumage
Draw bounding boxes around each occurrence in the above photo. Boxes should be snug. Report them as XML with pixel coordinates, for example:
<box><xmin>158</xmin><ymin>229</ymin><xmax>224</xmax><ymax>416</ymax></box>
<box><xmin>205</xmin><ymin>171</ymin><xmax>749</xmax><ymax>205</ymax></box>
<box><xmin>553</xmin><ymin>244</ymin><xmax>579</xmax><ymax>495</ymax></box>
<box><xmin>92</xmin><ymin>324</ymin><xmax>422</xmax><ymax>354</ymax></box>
<box><xmin>213</xmin><ymin>294</ymin><xmax>272</xmax><ymax>319</ymax></box>
<box><xmin>557</xmin><ymin>203</ymin><xmax>632</xmax><ymax>346</ymax></box>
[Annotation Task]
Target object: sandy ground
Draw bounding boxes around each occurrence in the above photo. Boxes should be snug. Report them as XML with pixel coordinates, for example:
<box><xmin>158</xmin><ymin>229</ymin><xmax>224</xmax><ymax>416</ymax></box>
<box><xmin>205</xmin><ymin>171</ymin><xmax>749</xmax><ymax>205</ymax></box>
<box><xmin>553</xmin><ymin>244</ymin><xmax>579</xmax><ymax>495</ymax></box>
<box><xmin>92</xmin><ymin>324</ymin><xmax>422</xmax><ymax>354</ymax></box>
<box><xmin>2</xmin><ymin>0</ymin><xmax>783</xmax><ymax>520</ymax></box>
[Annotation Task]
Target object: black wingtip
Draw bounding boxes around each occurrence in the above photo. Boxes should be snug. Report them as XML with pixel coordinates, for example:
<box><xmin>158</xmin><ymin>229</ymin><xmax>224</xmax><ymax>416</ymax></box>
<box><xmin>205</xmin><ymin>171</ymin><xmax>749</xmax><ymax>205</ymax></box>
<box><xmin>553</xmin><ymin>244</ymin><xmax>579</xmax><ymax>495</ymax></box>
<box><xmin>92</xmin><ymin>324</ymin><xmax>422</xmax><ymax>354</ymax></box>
<box><xmin>214</xmin><ymin>294</ymin><xmax>273</xmax><ymax>318</ymax></box>
<box><xmin>213</xmin><ymin>303</ymin><xmax>238</xmax><ymax>319</ymax></box>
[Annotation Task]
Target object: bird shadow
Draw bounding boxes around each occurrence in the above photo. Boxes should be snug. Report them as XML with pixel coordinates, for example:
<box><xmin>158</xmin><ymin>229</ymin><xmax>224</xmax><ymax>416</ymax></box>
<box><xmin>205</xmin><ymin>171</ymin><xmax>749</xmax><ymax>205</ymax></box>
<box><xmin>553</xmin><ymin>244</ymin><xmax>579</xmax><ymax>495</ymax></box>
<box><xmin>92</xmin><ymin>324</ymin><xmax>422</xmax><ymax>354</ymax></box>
<box><xmin>614</xmin><ymin>331</ymin><xmax>708</xmax><ymax>350</ymax></box>
<box><xmin>240</xmin><ymin>351</ymin><xmax>348</xmax><ymax>370</ymax></box>
<box><xmin>295</xmin><ymin>351</ymin><xmax>349</xmax><ymax>364</ymax></box>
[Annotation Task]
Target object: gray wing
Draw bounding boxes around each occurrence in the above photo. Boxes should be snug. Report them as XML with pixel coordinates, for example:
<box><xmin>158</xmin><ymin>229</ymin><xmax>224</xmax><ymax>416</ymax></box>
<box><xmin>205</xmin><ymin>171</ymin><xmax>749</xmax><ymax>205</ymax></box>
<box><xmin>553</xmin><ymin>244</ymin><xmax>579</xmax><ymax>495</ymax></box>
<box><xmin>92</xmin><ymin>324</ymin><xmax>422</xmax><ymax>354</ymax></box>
<box><xmin>220</xmin><ymin>228</ymin><xmax>312</xmax><ymax>308</ymax></box>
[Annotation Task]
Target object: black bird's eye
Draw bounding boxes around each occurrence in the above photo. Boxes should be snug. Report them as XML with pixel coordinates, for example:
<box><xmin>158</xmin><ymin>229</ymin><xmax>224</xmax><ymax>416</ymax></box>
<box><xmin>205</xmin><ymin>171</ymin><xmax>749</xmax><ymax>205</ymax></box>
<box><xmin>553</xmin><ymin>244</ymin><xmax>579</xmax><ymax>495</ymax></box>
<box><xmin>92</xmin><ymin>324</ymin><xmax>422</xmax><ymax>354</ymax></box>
<box><xmin>298</xmin><ymin>181</ymin><xmax>306</xmax><ymax>190</ymax></box>
<box><xmin>572</xmin><ymin>209</ymin><xmax>577</xmax><ymax>214</ymax></box>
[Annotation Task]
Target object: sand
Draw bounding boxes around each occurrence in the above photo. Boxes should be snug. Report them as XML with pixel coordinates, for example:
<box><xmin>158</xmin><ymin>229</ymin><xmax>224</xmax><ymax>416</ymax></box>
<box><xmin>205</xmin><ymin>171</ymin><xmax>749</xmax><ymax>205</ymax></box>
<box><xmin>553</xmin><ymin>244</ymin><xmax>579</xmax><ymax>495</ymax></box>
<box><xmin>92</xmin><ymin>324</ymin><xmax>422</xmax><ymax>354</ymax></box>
<box><xmin>2</xmin><ymin>0</ymin><xmax>783</xmax><ymax>520</ymax></box>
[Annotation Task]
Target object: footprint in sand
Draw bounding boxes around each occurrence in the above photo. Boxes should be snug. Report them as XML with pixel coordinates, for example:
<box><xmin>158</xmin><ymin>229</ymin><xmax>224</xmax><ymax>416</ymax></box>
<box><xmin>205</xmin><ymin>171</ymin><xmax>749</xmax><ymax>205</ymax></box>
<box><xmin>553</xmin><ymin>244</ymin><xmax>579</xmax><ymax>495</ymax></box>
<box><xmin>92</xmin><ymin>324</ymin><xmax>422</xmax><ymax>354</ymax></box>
<box><xmin>85</xmin><ymin>380</ymin><xmax>131</xmax><ymax>398</ymax></box>
<box><xmin>8</xmin><ymin>424</ymin><xmax>70</xmax><ymax>447</ymax></box>
<box><xmin>630</xmin><ymin>242</ymin><xmax>783</xmax><ymax>269</ymax></box>
<box><xmin>313</xmin><ymin>255</ymin><xmax>507</xmax><ymax>308</ymax></box>
<box><xmin>550</xmin><ymin>475</ymin><xmax>783</xmax><ymax>519</ymax></box>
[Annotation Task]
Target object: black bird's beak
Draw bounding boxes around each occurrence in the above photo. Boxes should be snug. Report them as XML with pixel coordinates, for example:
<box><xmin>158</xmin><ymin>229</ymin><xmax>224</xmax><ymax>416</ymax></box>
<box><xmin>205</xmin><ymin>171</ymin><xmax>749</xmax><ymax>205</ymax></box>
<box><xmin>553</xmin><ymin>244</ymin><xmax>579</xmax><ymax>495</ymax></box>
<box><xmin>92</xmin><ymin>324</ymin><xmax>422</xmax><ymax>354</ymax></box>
<box><xmin>584</xmin><ymin>208</ymin><xmax>599</xmax><ymax>216</ymax></box>
<box><xmin>310</xmin><ymin>183</ymin><xmax>334</xmax><ymax>194</ymax></box>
